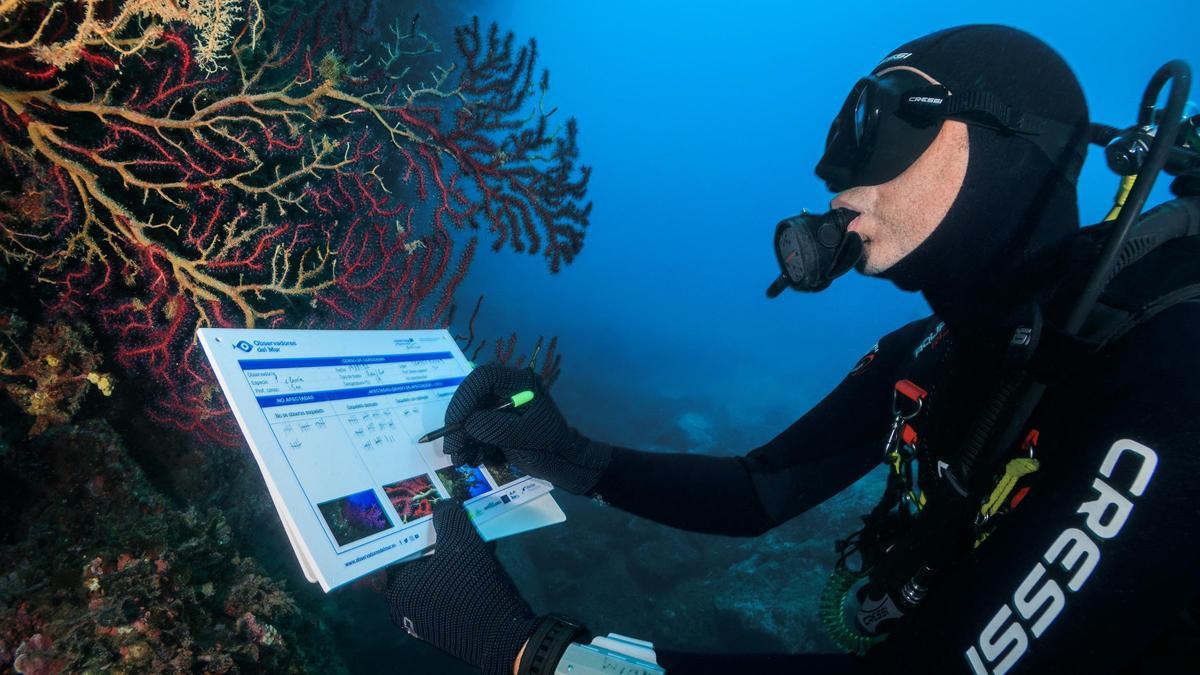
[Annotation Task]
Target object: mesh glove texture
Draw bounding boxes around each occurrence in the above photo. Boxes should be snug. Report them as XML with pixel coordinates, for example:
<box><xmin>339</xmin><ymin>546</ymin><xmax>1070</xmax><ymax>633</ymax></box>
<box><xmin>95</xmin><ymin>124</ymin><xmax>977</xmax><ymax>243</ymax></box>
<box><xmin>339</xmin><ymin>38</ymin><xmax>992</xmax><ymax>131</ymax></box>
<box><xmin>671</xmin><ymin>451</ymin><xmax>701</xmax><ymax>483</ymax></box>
<box><xmin>444</xmin><ymin>364</ymin><xmax>612</xmax><ymax>496</ymax></box>
<box><xmin>385</xmin><ymin>499</ymin><xmax>538</xmax><ymax>675</ymax></box>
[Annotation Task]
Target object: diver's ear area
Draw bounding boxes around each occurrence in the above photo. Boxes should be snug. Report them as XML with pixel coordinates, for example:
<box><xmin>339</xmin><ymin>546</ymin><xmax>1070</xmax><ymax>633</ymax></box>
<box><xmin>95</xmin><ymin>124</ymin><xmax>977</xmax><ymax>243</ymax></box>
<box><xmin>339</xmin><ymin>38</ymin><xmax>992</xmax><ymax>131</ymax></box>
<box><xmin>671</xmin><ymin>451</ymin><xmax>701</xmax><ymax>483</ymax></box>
<box><xmin>878</xmin><ymin>122</ymin><xmax>1077</xmax><ymax>294</ymax></box>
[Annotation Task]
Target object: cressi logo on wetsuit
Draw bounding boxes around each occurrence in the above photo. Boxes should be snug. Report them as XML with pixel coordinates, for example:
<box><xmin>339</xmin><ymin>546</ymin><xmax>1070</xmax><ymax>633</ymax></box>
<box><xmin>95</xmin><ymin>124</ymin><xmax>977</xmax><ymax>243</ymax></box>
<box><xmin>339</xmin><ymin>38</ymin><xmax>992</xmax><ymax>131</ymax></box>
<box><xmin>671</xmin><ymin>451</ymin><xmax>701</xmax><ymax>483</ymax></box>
<box><xmin>965</xmin><ymin>439</ymin><xmax>1158</xmax><ymax>675</ymax></box>
<box><xmin>839</xmin><ymin>195</ymin><xmax>1200</xmax><ymax>665</ymax></box>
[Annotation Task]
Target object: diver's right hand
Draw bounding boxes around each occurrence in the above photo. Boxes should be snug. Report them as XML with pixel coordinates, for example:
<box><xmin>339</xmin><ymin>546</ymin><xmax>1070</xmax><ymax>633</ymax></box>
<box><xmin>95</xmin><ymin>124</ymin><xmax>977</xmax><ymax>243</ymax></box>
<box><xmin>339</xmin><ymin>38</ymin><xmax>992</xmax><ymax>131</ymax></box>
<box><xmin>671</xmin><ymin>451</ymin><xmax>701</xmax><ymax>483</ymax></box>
<box><xmin>443</xmin><ymin>363</ymin><xmax>613</xmax><ymax>496</ymax></box>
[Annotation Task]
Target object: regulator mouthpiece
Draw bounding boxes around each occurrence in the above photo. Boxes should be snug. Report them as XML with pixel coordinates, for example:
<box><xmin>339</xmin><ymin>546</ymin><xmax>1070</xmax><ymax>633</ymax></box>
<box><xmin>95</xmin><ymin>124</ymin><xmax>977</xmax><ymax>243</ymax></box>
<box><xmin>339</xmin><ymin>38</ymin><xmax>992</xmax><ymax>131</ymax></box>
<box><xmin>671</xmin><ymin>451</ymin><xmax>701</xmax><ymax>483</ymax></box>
<box><xmin>766</xmin><ymin>208</ymin><xmax>863</xmax><ymax>297</ymax></box>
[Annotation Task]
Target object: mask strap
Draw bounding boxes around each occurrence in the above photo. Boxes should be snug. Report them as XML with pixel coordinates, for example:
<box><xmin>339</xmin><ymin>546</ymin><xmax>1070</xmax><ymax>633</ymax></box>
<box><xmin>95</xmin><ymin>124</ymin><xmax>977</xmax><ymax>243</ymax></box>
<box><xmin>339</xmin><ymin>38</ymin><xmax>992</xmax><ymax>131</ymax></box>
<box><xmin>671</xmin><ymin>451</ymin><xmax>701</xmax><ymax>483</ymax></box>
<box><xmin>906</xmin><ymin>86</ymin><xmax>1085</xmax><ymax>184</ymax></box>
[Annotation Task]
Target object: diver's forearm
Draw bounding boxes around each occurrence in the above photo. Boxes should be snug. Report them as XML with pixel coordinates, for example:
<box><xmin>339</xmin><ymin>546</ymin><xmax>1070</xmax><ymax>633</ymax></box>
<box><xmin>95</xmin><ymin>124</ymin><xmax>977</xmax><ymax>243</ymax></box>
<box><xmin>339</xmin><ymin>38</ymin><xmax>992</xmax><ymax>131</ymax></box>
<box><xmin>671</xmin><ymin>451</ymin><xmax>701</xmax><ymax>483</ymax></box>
<box><xmin>587</xmin><ymin>445</ymin><xmax>775</xmax><ymax>536</ymax></box>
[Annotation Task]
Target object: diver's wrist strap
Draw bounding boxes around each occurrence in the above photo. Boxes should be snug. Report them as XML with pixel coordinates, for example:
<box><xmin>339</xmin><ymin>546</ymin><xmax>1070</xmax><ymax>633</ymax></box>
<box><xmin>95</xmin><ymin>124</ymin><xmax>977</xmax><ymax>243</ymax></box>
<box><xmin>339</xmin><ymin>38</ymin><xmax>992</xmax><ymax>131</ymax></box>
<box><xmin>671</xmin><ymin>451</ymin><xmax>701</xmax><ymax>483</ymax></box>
<box><xmin>519</xmin><ymin>614</ymin><xmax>587</xmax><ymax>675</ymax></box>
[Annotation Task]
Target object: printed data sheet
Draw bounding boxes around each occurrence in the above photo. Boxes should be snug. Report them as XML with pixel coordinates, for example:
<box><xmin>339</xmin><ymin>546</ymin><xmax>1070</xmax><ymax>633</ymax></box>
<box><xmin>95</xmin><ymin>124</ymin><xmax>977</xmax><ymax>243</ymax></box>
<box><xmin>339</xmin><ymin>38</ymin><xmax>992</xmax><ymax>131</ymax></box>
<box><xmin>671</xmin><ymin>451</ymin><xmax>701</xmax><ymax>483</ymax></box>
<box><xmin>197</xmin><ymin>328</ymin><xmax>562</xmax><ymax>591</ymax></box>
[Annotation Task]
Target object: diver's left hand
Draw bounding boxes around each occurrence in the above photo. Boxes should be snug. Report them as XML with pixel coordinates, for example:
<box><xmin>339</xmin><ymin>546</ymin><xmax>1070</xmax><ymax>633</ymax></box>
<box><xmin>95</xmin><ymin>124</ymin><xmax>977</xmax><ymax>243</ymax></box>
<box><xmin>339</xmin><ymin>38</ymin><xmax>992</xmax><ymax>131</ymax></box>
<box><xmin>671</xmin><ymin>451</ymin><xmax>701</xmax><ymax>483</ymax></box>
<box><xmin>385</xmin><ymin>498</ymin><xmax>538</xmax><ymax>675</ymax></box>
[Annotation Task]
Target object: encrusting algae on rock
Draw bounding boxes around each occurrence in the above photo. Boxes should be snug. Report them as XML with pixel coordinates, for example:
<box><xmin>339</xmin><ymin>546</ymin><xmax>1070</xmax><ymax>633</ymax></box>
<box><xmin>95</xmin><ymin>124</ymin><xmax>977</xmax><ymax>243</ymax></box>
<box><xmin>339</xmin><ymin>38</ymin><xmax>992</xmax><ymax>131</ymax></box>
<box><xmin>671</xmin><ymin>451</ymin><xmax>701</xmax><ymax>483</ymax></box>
<box><xmin>0</xmin><ymin>420</ymin><xmax>343</xmax><ymax>673</ymax></box>
<box><xmin>0</xmin><ymin>312</ymin><xmax>114</xmax><ymax>437</ymax></box>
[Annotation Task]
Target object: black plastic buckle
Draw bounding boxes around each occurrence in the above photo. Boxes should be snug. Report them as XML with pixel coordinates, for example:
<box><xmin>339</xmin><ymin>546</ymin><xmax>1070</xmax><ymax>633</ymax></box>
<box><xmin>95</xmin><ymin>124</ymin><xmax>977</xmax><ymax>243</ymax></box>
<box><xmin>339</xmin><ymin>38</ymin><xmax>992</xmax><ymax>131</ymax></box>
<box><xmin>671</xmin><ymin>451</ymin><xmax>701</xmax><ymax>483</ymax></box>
<box><xmin>518</xmin><ymin>614</ymin><xmax>588</xmax><ymax>675</ymax></box>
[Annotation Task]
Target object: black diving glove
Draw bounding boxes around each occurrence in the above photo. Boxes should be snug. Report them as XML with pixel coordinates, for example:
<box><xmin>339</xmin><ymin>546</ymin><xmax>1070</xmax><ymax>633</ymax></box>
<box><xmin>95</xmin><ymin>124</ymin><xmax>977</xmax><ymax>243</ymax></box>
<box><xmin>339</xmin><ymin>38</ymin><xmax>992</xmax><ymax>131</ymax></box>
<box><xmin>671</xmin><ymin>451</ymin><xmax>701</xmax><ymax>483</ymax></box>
<box><xmin>444</xmin><ymin>363</ymin><xmax>613</xmax><ymax>496</ymax></box>
<box><xmin>385</xmin><ymin>499</ymin><xmax>538</xmax><ymax>675</ymax></box>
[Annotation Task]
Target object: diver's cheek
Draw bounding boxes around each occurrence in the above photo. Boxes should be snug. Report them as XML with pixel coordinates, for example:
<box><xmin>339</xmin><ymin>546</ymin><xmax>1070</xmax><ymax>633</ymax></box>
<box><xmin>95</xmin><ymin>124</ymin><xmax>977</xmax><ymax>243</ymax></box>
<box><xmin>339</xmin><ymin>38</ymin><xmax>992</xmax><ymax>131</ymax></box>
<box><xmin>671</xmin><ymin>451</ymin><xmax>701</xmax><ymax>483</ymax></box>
<box><xmin>860</xmin><ymin>238</ymin><xmax>895</xmax><ymax>275</ymax></box>
<box><xmin>853</xmin><ymin>242</ymin><xmax>872</xmax><ymax>273</ymax></box>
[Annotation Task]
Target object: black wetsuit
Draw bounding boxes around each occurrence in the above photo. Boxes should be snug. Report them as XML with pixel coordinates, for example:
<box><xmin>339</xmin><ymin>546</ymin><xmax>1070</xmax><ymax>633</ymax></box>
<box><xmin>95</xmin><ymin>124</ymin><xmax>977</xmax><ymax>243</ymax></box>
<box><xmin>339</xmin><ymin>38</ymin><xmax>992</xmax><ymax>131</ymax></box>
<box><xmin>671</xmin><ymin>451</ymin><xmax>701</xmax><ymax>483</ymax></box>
<box><xmin>587</xmin><ymin>231</ymin><xmax>1200</xmax><ymax>673</ymax></box>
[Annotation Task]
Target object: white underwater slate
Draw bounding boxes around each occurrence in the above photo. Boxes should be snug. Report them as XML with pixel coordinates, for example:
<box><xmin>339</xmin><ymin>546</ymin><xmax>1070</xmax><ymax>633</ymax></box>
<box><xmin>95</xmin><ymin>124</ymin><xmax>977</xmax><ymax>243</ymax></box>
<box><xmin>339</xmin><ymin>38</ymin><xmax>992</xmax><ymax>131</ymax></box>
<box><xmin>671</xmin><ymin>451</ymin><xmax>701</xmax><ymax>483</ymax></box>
<box><xmin>197</xmin><ymin>327</ymin><xmax>564</xmax><ymax>591</ymax></box>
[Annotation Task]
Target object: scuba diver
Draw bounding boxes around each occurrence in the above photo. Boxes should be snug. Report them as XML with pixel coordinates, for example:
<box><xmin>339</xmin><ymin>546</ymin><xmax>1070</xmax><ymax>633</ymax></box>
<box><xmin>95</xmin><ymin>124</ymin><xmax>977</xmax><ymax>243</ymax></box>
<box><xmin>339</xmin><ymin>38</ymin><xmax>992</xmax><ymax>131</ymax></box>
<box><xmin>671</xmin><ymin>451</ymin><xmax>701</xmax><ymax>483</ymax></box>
<box><xmin>384</xmin><ymin>25</ymin><xmax>1200</xmax><ymax>674</ymax></box>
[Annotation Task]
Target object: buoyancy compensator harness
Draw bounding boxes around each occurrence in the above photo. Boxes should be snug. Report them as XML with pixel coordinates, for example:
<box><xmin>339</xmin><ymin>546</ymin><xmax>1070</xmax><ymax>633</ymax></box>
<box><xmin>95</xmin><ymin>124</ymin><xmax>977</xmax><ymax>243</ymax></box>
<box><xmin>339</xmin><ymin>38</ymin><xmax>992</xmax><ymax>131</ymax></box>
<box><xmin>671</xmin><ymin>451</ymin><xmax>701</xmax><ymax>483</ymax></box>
<box><xmin>814</xmin><ymin>61</ymin><xmax>1200</xmax><ymax>655</ymax></box>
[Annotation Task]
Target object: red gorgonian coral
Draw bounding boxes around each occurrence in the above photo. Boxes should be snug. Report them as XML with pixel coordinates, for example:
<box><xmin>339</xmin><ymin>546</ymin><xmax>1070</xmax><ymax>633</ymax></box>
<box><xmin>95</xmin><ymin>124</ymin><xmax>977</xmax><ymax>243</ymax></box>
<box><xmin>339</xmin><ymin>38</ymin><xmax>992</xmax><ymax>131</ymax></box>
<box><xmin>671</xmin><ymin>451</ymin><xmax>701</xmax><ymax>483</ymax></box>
<box><xmin>0</xmin><ymin>0</ymin><xmax>591</xmax><ymax>444</ymax></box>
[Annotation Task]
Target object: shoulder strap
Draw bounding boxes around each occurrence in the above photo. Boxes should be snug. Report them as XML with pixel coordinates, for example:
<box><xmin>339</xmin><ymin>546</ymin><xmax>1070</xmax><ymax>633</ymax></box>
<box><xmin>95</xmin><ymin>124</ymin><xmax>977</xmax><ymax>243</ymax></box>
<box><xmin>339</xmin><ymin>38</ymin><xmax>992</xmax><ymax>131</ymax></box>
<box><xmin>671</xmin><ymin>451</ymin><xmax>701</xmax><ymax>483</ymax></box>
<box><xmin>1082</xmin><ymin>196</ymin><xmax>1200</xmax><ymax>349</ymax></box>
<box><xmin>1031</xmin><ymin>197</ymin><xmax>1200</xmax><ymax>379</ymax></box>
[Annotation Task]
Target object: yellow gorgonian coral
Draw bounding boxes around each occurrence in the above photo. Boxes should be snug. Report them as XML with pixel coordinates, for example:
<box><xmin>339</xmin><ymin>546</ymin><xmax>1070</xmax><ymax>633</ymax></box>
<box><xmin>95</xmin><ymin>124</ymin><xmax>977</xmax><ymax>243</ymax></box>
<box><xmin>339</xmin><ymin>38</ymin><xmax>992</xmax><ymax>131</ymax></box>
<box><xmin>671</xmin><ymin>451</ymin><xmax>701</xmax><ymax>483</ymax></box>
<box><xmin>1</xmin><ymin>0</ymin><xmax>263</xmax><ymax>72</ymax></box>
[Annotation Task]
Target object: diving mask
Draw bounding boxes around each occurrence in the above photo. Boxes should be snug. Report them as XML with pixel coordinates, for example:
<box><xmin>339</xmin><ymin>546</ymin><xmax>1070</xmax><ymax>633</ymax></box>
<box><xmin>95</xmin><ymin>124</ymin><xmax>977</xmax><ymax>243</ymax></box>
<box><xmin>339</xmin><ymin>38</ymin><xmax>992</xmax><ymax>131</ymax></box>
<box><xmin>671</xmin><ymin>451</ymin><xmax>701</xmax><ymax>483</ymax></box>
<box><xmin>815</xmin><ymin>70</ymin><xmax>1083</xmax><ymax>193</ymax></box>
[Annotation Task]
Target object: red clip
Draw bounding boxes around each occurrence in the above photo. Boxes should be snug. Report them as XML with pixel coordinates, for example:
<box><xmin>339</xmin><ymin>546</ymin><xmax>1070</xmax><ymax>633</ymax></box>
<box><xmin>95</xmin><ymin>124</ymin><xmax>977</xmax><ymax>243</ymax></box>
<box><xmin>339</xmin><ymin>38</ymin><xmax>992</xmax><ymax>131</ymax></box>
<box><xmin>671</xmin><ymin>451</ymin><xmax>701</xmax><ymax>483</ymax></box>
<box><xmin>1022</xmin><ymin>427</ymin><xmax>1041</xmax><ymax>449</ymax></box>
<box><xmin>895</xmin><ymin>380</ymin><xmax>928</xmax><ymax>403</ymax></box>
<box><xmin>1010</xmin><ymin>486</ymin><xmax>1031</xmax><ymax>510</ymax></box>
<box><xmin>901</xmin><ymin>423</ymin><xmax>918</xmax><ymax>445</ymax></box>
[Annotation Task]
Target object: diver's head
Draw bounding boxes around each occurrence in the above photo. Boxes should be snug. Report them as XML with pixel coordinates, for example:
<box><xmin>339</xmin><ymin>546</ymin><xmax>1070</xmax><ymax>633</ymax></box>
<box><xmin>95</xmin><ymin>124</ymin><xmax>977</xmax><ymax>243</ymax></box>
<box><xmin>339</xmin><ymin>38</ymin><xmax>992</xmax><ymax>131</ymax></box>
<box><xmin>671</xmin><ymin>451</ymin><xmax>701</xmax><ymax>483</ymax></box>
<box><xmin>816</xmin><ymin>25</ymin><xmax>1090</xmax><ymax>295</ymax></box>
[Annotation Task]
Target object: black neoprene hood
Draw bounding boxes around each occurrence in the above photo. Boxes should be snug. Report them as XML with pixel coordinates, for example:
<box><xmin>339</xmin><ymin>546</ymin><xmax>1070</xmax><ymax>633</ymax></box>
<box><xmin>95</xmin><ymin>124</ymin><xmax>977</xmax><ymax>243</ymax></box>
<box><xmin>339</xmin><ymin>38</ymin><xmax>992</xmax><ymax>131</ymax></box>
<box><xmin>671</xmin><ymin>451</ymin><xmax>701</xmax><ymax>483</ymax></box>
<box><xmin>859</xmin><ymin>25</ymin><xmax>1091</xmax><ymax>323</ymax></box>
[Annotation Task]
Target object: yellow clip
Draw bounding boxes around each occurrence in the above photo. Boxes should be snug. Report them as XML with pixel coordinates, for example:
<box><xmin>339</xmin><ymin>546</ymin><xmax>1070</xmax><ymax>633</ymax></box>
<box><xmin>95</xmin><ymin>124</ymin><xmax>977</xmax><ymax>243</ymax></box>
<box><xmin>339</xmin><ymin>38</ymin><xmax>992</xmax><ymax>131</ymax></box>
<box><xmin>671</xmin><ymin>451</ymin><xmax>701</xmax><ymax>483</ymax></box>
<box><xmin>1104</xmin><ymin>175</ymin><xmax>1138</xmax><ymax>222</ymax></box>
<box><xmin>980</xmin><ymin>457</ymin><xmax>1040</xmax><ymax>520</ymax></box>
<box><xmin>907</xmin><ymin>491</ymin><xmax>924</xmax><ymax>512</ymax></box>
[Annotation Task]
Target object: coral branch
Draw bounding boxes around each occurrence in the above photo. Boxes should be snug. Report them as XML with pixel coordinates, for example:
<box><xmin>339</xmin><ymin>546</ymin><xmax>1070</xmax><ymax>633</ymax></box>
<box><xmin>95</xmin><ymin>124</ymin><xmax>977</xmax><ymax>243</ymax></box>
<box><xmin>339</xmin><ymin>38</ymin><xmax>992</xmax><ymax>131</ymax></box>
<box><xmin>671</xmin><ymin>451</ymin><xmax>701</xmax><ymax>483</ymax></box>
<box><xmin>0</xmin><ymin>2</ymin><xmax>591</xmax><ymax>442</ymax></box>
